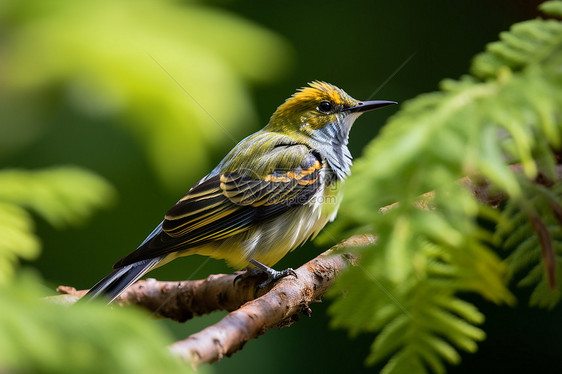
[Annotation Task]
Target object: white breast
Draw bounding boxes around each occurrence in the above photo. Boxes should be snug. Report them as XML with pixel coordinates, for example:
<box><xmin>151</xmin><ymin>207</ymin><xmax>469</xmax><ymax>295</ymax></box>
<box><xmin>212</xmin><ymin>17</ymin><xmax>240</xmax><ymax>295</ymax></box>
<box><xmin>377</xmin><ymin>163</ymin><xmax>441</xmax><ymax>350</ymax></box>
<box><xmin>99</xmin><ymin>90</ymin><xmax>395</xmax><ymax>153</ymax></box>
<box><xmin>239</xmin><ymin>166</ymin><xmax>341</xmax><ymax>267</ymax></box>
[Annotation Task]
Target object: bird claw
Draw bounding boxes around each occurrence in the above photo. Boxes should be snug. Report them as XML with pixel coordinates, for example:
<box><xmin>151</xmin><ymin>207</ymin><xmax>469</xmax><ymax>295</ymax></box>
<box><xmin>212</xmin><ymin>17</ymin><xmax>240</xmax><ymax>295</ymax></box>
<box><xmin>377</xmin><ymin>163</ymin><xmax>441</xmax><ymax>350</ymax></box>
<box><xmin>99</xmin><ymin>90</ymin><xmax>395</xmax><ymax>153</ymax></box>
<box><xmin>256</xmin><ymin>267</ymin><xmax>297</xmax><ymax>291</ymax></box>
<box><xmin>235</xmin><ymin>259</ymin><xmax>298</xmax><ymax>294</ymax></box>
<box><xmin>233</xmin><ymin>266</ymin><xmax>297</xmax><ymax>290</ymax></box>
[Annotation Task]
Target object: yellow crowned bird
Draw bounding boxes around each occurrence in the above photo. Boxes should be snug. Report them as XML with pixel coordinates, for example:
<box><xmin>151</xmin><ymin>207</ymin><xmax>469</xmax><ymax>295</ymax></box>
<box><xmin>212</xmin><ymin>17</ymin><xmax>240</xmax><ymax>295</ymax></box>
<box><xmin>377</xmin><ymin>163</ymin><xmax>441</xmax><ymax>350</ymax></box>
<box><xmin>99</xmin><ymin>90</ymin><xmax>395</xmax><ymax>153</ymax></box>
<box><xmin>84</xmin><ymin>81</ymin><xmax>396</xmax><ymax>303</ymax></box>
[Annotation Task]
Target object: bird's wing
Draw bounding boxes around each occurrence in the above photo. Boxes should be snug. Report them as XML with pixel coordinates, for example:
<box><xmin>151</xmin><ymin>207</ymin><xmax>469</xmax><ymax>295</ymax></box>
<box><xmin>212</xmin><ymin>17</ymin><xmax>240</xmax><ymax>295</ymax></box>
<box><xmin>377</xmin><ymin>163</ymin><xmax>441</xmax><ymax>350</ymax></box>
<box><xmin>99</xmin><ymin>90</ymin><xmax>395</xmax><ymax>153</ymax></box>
<box><xmin>113</xmin><ymin>142</ymin><xmax>323</xmax><ymax>268</ymax></box>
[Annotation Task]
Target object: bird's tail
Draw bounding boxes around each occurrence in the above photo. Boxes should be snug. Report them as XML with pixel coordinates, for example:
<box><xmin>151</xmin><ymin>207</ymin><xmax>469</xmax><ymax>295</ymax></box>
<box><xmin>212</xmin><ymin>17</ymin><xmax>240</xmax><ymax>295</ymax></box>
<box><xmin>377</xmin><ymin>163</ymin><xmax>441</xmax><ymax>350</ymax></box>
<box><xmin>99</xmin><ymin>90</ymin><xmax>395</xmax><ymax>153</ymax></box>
<box><xmin>82</xmin><ymin>257</ymin><xmax>163</xmax><ymax>304</ymax></box>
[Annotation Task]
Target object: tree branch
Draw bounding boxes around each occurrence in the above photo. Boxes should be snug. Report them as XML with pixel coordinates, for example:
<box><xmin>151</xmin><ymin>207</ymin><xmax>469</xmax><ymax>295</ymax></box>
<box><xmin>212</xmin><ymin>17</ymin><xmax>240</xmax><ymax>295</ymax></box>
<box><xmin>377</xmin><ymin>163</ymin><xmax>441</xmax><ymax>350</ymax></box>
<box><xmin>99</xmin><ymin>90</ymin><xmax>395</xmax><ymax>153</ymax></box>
<box><xmin>56</xmin><ymin>235</ymin><xmax>375</xmax><ymax>365</ymax></box>
<box><xmin>170</xmin><ymin>235</ymin><xmax>374</xmax><ymax>366</ymax></box>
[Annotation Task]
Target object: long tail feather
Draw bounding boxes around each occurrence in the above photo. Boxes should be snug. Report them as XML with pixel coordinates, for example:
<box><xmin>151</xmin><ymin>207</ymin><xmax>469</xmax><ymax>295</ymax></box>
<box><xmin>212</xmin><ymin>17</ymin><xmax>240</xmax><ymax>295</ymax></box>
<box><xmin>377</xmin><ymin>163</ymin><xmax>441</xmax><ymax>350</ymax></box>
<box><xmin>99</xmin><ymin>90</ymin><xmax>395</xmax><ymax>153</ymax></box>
<box><xmin>82</xmin><ymin>256</ymin><xmax>163</xmax><ymax>304</ymax></box>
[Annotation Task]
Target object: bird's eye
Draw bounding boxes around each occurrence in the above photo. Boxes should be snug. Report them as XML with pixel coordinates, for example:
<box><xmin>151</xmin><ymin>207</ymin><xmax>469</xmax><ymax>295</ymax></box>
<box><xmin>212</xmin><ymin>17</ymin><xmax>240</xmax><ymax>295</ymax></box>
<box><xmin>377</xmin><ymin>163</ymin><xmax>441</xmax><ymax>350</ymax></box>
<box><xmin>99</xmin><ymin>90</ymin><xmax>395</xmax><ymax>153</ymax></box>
<box><xmin>317</xmin><ymin>101</ymin><xmax>333</xmax><ymax>113</ymax></box>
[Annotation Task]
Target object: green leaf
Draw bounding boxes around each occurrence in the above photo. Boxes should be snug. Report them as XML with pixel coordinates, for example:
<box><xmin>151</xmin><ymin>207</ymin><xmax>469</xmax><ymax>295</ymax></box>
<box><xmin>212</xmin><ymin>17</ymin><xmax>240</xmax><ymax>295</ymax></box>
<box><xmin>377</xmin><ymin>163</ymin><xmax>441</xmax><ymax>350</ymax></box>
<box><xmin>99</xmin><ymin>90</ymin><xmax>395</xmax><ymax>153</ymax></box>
<box><xmin>541</xmin><ymin>0</ymin><xmax>562</xmax><ymax>17</ymax></box>
<box><xmin>0</xmin><ymin>272</ymin><xmax>200</xmax><ymax>374</ymax></box>
<box><xmin>0</xmin><ymin>167</ymin><xmax>114</xmax><ymax>282</ymax></box>
<box><xmin>328</xmin><ymin>2</ymin><xmax>562</xmax><ymax>373</ymax></box>
<box><xmin>380</xmin><ymin>349</ymin><xmax>426</xmax><ymax>374</ymax></box>
<box><xmin>421</xmin><ymin>334</ymin><xmax>460</xmax><ymax>364</ymax></box>
<box><xmin>0</xmin><ymin>167</ymin><xmax>115</xmax><ymax>228</ymax></box>
<box><xmin>0</xmin><ymin>203</ymin><xmax>40</xmax><ymax>283</ymax></box>
<box><xmin>369</xmin><ymin>314</ymin><xmax>410</xmax><ymax>365</ymax></box>
<box><xmin>498</xmin><ymin>180</ymin><xmax>562</xmax><ymax>307</ymax></box>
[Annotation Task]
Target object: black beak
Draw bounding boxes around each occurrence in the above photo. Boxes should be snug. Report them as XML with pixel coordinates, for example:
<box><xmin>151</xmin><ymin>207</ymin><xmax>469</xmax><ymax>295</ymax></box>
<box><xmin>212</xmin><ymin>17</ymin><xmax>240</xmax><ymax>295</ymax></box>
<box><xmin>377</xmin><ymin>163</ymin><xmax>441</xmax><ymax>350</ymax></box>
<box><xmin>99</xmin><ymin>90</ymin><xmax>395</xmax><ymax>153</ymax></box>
<box><xmin>343</xmin><ymin>100</ymin><xmax>397</xmax><ymax>113</ymax></box>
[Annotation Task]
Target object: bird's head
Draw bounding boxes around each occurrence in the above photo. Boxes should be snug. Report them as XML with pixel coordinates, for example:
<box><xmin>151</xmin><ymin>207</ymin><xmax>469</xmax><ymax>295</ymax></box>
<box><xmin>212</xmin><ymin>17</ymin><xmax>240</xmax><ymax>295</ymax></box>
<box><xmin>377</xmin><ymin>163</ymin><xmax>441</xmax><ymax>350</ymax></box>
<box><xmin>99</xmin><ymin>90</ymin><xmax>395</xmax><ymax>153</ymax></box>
<box><xmin>266</xmin><ymin>81</ymin><xmax>396</xmax><ymax>144</ymax></box>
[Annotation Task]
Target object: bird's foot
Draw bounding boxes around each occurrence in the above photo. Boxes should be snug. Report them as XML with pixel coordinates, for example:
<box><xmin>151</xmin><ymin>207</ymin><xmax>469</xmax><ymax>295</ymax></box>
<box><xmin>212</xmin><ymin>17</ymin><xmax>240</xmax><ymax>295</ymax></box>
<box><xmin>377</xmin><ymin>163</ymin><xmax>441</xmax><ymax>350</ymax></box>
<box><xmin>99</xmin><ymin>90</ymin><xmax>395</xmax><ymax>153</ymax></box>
<box><xmin>249</xmin><ymin>259</ymin><xmax>297</xmax><ymax>291</ymax></box>
<box><xmin>233</xmin><ymin>259</ymin><xmax>297</xmax><ymax>293</ymax></box>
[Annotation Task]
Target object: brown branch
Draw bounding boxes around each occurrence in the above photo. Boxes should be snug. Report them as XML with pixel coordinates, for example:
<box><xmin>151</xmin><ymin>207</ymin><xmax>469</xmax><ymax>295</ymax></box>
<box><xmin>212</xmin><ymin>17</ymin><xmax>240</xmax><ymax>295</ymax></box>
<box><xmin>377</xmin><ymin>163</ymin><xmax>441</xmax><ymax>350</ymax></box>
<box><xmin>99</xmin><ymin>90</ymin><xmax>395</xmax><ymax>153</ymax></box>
<box><xmin>56</xmin><ymin>235</ymin><xmax>372</xmax><ymax>321</ymax></box>
<box><xmin>56</xmin><ymin>235</ymin><xmax>376</xmax><ymax>366</ymax></box>
<box><xmin>58</xmin><ymin>273</ymin><xmax>266</xmax><ymax>322</ymax></box>
<box><xmin>169</xmin><ymin>234</ymin><xmax>374</xmax><ymax>366</ymax></box>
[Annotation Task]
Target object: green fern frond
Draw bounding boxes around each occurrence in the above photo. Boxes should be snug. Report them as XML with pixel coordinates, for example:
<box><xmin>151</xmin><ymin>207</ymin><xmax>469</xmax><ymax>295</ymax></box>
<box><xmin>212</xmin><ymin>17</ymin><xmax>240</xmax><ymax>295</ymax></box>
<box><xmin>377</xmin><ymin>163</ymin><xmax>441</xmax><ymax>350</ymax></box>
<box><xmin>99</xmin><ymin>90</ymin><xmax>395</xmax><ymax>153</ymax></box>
<box><xmin>497</xmin><ymin>180</ymin><xmax>562</xmax><ymax>309</ymax></box>
<box><xmin>0</xmin><ymin>273</ymin><xmax>194</xmax><ymax>374</ymax></box>
<box><xmin>0</xmin><ymin>203</ymin><xmax>40</xmax><ymax>283</ymax></box>
<box><xmin>471</xmin><ymin>3</ymin><xmax>562</xmax><ymax>80</ymax></box>
<box><xmin>541</xmin><ymin>0</ymin><xmax>562</xmax><ymax>17</ymax></box>
<box><xmin>327</xmin><ymin>1</ymin><xmax>562</xmax><ymax>373</ymax></box>
<box><xmin>0</xmin><ymin>167</ymin><xmax>114</xmax><ymax>283</ymax></box>
<box><xmin>0</xmin><ymin>167</ymin><xmax>115</xmax><ymax>228</ymax></box>
<box><xmin>1</xmin><ymin>0</ymin><xmax>291</xmax><ymax>192</ymax></box>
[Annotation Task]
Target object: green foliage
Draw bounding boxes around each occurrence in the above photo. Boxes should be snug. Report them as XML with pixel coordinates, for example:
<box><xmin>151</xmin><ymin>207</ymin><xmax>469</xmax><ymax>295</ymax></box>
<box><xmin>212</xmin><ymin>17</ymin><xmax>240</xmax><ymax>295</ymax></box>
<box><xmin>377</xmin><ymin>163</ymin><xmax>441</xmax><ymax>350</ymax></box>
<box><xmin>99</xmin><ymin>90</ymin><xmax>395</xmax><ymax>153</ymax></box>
<box><xmin>0</xmin><ymin>167</ymin><xmax>114</xmax><ymax>283</ymax></box>
<box><xmin>0</xmin><ymin>2</ymin><xmax>291</xmax><ymax>371</ymax></box>
<box><xmin>0</xmin><ymin>272</ymin><xmax>199</xmax><ymax>374</ymax></box>
<box><xmin>0</xmin><ymin>166</ymin><xmax>177</xmax><ymax>373</ymax></box>
<box><xmin>0</xmin><ymin>0</ymin><xmax>292</xmax><ymax>191</ymax></box>
<box><xmin>327</xmin><ymin>2</ymin><xmax>562</xmax><ymax>373</ymax></box>
<box><xmin>0</xmin><ymin>165</ymin><xmax>194</xmax><ymax>373</ymax></box>
<box><xmin>496</xmin><ymin>179</ymin><xmax>562</xmax><ymax>309</ymax></box>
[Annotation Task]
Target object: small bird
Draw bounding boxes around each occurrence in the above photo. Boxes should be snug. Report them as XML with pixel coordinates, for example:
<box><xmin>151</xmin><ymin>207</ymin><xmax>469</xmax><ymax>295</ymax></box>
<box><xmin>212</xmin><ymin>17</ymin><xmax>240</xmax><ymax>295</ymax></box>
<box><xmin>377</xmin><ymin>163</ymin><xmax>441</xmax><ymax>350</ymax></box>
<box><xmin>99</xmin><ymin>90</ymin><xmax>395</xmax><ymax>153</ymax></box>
<box><xmin>84</xmin><ymin>81</ymin><xmax>396</xmax><ymax>303</ymax></box>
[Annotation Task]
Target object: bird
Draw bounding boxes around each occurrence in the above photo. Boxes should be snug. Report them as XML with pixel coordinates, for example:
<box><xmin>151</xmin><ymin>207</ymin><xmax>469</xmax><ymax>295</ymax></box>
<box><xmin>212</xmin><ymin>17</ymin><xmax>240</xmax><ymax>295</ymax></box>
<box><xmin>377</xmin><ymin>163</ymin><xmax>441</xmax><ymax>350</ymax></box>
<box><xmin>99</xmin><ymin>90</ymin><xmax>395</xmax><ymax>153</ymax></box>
<box><xmin>84</xmin><ymin>81</ymin><xmax>396</xmax><ymax>303</ymax></box>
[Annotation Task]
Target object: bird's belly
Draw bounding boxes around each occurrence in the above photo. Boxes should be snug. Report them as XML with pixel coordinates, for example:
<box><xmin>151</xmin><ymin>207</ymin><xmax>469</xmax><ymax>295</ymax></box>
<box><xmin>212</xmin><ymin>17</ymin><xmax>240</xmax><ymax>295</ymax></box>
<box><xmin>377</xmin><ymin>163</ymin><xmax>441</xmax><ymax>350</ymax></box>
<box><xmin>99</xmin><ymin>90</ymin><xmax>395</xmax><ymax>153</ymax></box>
<box><xmin>247</xmin><ymin>204</ymin><xmax>328</xmax><ymax>267</ymax></box>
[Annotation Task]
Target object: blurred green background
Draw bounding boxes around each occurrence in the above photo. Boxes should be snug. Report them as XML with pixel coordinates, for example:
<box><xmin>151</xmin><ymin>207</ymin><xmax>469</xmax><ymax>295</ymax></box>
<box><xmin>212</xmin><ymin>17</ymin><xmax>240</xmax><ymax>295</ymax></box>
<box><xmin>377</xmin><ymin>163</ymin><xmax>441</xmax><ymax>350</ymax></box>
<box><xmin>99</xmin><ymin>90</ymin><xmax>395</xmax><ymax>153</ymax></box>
<box><xmin>2</xmin><ymin>0</ymin><xmax>559</xmax><ymax>373</ymax></box>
